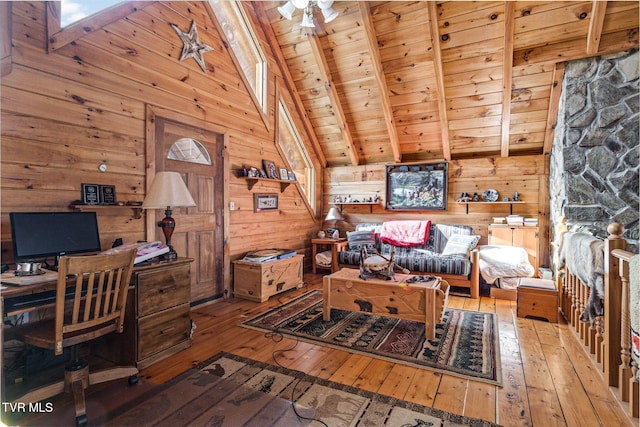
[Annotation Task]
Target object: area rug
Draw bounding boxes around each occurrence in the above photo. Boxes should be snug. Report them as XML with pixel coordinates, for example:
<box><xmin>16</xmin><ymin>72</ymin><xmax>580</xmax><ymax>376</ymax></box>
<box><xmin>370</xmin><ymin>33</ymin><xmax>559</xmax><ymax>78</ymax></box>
<box><xmin>241</xmin><ymin>290</ymin><xmax>502</xmax><ymax>386</ymax></box>
<box><xmin>106</xmin><ymin>352</ymin><xmax>500</xmax><ymax>426</ymax></box>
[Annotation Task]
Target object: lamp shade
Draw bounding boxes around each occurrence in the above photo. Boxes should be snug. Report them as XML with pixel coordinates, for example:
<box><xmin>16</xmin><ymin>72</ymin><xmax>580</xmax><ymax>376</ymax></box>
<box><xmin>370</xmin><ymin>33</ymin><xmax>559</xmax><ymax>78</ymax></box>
<box><xmin>142</xmin><ymin>171</ymin><xmax>196</xmax><ymax>209</ymax></box>
<box><xmin>277</xmin><ymin>1</ymin><xmax>296</xmax><ymax>20</ymax></box>
<box><xmin>300</xmin><ymin>10</ymin><xmax>315</xmax><ymax>28</ymax></box>
<box><xmin>321</xmin><ymin>6</ymin><xmax>338</xmax><ymax>23</ymax></box>
<box><xmin>324</xmin><ymin>206</ymin><xmax>344</xmax><ymax>221</ymax></box>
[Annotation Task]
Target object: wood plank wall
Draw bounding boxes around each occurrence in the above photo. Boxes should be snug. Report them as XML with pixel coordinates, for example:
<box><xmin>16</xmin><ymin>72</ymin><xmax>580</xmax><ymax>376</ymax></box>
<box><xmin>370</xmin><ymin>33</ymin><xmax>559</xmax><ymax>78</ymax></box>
<box><xmin>324</xmin><ymin>154</ymin><xmax>550</xmax><ymax>267</ymax></box>
<box><xmin>0</xmin><ymin>2</ymin><xmax>321</xmax><ymax>283</ymax></box>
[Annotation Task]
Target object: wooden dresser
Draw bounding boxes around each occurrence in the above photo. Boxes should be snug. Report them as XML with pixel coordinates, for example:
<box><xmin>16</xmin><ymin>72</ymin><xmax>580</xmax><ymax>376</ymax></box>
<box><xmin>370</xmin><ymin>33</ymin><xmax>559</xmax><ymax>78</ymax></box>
<box><xmin>94</xmin><ymin>258</ymin><xmax>192</xmax><ymax>369</ymax></box>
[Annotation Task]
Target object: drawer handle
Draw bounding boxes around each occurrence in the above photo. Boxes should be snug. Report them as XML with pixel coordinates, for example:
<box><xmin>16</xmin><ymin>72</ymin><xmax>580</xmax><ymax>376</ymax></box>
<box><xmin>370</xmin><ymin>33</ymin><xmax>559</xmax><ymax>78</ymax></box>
<box><xmin>160</xmin><ymin>326</ymin><xmax>176</xmax><ymax>335</ymax></box>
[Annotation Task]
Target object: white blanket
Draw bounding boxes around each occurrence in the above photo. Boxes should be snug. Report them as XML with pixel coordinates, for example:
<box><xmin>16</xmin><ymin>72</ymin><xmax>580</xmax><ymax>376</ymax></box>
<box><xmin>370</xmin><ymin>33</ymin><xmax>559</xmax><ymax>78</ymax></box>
<box><xmin>560</xmin><ymin>232</ymin><xmax>605</xmax><ymax>322</ymax></box>
<box><xmin>479</xmin><ymin>245</ymin><xmax>535</xmax><ymax>286</ymax></box>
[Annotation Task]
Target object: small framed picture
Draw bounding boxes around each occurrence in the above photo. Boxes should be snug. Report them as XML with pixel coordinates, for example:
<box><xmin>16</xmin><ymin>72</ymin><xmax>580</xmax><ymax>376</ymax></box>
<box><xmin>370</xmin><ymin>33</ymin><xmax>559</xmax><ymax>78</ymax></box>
<box><xmin>254</xmin><ymin>193</ymin><xmax>278</xmax><ymax>212</ymax></box>
<box><xmin>288</xmin><ymin>171</ymin><xmax>296</xmax><ymax>181</ymax></box>
<box><xmin>81</xmin><ymin>183</ymin><xmax>101</xmax><ymax>205</ymax></box>
<box><xmin>279</xmin><ymin>168</ymin><xmax>288</xmax><ymax>180</ymax></box>
<box><xmin>100</xmin><ymin>185</ymin><xmax>117</xmax><ymax>205</ymax></box>
<box><xmin>262</xmin><ymin>160</ymin><xmax>278</xmax><ymax>179</ymax></box>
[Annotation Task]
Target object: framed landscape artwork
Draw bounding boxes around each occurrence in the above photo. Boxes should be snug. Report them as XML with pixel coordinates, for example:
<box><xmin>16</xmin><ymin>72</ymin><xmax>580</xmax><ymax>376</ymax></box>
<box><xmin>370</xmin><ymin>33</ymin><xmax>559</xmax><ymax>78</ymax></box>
<box><xmin>385</xmin><ymin>162</ymin><xmax>448</xmax><ymax>211</ymax></box>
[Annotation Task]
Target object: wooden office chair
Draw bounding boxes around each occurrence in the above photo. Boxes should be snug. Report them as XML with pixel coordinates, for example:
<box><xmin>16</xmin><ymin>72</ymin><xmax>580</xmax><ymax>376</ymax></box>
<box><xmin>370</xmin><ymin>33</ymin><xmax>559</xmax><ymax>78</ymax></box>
<box><xmin>14</xmin><ymin>249</ymin><xmax>138</xmax><ymax>426</ymax></box>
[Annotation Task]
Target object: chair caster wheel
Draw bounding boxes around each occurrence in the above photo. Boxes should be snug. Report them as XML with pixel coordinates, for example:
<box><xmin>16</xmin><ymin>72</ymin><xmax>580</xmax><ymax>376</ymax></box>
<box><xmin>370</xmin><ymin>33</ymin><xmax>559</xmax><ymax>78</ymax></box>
<box><xmin>76</xmin><ymin>414</ymin><xmax>87</xmax><ymax>426</ymax></box>
<box><xmin>128</xmin><ymin>375</ymin><xmax>139</xmax><ymax>386</ymax></box>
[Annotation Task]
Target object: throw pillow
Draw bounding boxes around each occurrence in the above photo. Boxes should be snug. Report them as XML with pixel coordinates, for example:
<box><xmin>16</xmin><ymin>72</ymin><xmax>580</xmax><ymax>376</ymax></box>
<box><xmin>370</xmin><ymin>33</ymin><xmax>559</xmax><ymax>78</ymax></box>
<box><xmin>441</xmin><ymin>234</ymin><xmax>481</xmax><ymax>257</ymax></box>
<box><xmin>347</xmin><ymin>230</ymin><xmax>376</xmax><ymax>251</ymax></box>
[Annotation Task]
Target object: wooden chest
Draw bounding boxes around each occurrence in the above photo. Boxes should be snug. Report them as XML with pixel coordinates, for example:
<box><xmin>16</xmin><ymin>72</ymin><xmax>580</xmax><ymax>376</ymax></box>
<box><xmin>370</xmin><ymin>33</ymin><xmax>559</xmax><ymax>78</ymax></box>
<box><xmin>233</xmin><ymin>254</ymin><xmax>304</xmax><ymax>302</ymax></box>
<box><xmin>517</xmin><ymin>278</ymin><xmax>558</xmax><ymax>323</ymax></box>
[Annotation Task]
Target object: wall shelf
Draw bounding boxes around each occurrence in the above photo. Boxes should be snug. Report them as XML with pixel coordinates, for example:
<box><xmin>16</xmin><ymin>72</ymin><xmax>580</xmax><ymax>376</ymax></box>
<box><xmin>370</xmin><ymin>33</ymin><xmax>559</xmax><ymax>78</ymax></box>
<box><xmin>70</xmin><ymin>204</ymin><xmax>143</xmax><ymax>219</ymax></box>
<box><xmin>244</xmin><ymin>177</ymin><xmax>291</xmax><ymax>192</ymax></box>
<box><xmin>331</xmin><ymin>202</ymin><xmax>379</xmax><ymax>213</ymax></box>
<box><xmin>456</xmin><ymin>201</ymin><xmax>524</xmax><ymax>215</ymax></box>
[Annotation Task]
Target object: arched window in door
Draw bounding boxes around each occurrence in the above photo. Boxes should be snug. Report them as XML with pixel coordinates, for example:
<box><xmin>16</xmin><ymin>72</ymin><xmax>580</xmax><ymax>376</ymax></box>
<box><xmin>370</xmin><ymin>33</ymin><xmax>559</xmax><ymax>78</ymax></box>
<box><xmin>167</xmin><ymin>138</ymin><xmax>212</xmax><ymax>165</ymax></box>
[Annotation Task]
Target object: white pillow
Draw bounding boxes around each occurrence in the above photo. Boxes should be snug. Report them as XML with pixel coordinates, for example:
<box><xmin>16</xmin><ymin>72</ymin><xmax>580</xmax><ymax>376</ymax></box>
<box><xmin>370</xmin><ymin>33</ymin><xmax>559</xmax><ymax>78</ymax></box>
<box><xmin>441</xmin><ymin>234</ymin><xmax>481</xmax><ymax>257</ymax></box>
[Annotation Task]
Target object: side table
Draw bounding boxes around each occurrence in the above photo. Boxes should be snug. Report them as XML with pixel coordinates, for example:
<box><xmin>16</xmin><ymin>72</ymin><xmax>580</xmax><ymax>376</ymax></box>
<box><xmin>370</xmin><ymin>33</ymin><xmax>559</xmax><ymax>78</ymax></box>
<box><xmin>312</xmin><ymin>238</ymin><xmax>346</xmax><ymax>273</ymax></box>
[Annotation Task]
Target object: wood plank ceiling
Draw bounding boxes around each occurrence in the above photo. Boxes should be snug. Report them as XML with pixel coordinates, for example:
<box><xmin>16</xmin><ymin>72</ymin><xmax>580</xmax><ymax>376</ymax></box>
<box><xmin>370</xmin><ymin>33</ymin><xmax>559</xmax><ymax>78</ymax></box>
<box><xmin>255</xmin><ymin>1</ymin><xmax>639</xmax><ymax>167</ymax></box>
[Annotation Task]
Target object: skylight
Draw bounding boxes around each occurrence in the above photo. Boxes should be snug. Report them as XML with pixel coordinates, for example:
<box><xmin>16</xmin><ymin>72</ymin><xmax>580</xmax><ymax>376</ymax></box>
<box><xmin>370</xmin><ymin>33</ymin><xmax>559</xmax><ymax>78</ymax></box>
<box><xmin>61</xmin><ymin>0</ymin><xmax>122</xmax><ymax>28</ymax></box>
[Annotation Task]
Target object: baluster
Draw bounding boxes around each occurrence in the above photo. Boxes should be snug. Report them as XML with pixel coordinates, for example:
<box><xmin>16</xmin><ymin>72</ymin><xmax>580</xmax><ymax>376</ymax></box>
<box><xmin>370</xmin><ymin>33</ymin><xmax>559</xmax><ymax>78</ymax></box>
<box><xmin>618</xmin><ymin>260</ymin><xmax>631</xmax><ymax>402</ymax></box>
<box><xmin>571</xmin><ymin>273</ymin><xmax>579</xmax><ymax>329</ymax></box>
<box><xmin>595</xmin><ymin>315</ymin><xmax>603</xmax><ymax>363</ymax></box>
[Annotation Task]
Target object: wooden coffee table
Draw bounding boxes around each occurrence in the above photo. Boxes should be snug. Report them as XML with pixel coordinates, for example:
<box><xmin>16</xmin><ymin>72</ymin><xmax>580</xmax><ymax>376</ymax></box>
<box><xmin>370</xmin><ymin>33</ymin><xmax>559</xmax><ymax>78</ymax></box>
<box><xmin>322</xmin><ymin>268</ymin><xmax>449</xmax><ymax>339</ymax></box>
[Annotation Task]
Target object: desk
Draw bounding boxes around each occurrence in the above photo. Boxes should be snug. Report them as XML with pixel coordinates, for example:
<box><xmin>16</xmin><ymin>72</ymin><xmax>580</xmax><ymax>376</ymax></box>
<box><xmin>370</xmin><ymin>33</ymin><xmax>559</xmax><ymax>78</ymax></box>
<box><xmin>1</xmin><ymin>258</ymin><xmax>192</xmax><ymax>393</ymax></box>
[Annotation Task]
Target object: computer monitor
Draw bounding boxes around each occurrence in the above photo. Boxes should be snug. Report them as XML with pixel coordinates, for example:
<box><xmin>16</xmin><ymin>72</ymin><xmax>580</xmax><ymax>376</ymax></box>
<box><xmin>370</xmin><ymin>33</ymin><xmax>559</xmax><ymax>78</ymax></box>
<box><xmin>10</xmin><ymin>212</ymin><xmax>102</xmax><ymax>266</ymax></box>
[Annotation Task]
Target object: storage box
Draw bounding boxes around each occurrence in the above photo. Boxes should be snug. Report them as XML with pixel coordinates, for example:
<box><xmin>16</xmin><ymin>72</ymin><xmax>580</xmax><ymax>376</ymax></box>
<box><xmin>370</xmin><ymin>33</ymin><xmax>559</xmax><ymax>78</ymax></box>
<box><xmin>517</xmin><ymin>278</ymin><xmax>558</xmax><ymax>322</ymax></box>
<box><xmin>233</xmin><ymin>254</ymin><xmax>304</xmax><ymax>302</ymax></box>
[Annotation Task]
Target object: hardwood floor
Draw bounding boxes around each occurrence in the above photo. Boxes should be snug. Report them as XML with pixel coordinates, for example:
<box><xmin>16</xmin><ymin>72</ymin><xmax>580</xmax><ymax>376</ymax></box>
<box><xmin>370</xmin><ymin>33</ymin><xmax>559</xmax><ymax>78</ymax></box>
<box><xmin>13</xmin><ymin>273</ymin><xmax>637</xmax><ymax>426</ymax></box>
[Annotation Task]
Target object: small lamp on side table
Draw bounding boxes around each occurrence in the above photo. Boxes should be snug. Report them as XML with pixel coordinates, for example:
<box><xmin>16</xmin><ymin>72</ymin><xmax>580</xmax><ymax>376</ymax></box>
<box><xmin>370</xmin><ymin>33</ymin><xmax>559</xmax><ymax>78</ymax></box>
<box><xmin>142</xmin><ymin>171</ymin><xmax>196</xmax><ymax>261</ymax></box>
<box><xmin>324</xmin><ymin>206</ymin><xmax>344</xmax><ymax>239</ymax></box>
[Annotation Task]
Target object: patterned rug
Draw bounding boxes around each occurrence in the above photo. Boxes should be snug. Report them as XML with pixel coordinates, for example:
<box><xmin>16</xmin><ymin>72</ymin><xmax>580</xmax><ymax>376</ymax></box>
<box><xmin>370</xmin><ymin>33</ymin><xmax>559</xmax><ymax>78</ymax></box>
<box><xmin>241</xmin><ymin>290</ymin><xmax>502</xmax><ymax>386</ymax></box>
<box><xmin>106</xmin><ymin>352</ymin><xmax>500</xmax><ymax>426</ymax></box>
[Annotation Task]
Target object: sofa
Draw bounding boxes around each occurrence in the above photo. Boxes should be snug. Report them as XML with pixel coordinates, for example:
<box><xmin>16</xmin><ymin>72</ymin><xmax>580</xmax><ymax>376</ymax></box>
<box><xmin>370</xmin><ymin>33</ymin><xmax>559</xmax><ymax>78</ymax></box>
<box><xmin>335</xmin><ymin>222</ymin><xmax>480</xmax><ymax>298</ymax></box>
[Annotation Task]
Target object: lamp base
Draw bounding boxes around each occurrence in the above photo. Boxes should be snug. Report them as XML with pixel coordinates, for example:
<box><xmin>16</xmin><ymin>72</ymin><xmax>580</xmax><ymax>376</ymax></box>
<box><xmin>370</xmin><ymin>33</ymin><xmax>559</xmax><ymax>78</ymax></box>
<box><xmin>162</xmin><ymin>245</ymin><xmax>178</xmax><ymax>261</ymax></box>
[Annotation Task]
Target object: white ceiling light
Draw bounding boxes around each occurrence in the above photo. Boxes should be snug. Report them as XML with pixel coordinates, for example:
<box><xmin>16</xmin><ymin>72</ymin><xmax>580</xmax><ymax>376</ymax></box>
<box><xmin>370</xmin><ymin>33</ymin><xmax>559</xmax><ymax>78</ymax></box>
<box><xmin>277</xmin><ymin>1</ymin><xmax>339</xmax><ymax>28</ymax></box>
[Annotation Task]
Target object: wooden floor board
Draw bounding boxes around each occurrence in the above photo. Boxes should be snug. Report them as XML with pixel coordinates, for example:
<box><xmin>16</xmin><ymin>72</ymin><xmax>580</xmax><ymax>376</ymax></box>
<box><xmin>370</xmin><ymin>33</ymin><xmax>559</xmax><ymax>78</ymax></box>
<box><xmin>495</xmin><ymin>298</ymin><xmax>532</xmax><ymax>426</ymax></box>
<box><xmin>13</xmin><ymin>273</ymin><xmax>637</xmax><ymax>427</ymax></box>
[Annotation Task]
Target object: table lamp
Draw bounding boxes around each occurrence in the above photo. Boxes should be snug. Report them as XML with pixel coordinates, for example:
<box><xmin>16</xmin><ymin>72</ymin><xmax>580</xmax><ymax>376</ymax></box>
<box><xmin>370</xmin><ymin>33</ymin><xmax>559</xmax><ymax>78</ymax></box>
<box><xmin>324</xmin><ymin>206</ymin><xmax>344</xmax><ymax>239</ymax></box>
<box><xmin>142</xmin><ymin>171</ymin><xmax>196</xmax><ymax>260</ymax></box>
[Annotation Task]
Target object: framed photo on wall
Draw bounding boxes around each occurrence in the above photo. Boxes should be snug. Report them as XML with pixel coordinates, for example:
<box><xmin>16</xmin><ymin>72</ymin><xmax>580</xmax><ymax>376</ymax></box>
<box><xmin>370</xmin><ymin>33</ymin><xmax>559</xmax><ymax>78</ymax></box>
<box><xmin>254</xmin><ymin>193</ymin><xmax>278</xmax><ymax>212</ymax></box>
<box><xmin>385</xmin><ymin>162</ymin><xmax>448</xmax><ymax>211</ymax></box>
<box><xmin>279</xmin><ymin>168</ymin><xmax>289</xmax><ymax>180</ymax></box>
<box><xmin>262</xmin><ymin>160</ymin><xmax>278</xmax><ymax>179</ymax></box>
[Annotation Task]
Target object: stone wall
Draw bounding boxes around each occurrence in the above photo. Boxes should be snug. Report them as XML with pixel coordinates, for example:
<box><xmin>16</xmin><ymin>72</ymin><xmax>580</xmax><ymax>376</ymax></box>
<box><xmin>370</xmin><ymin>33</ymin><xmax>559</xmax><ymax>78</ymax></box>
<box><xmin>550</xmin><ymin>49</ymin><xmax>639</xmax><ymax>267</ymax></box>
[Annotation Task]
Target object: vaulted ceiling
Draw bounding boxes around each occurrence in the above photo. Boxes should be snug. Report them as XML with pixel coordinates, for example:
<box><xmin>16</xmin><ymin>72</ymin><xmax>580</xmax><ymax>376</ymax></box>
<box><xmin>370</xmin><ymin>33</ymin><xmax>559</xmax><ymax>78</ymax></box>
<box><xmin>254</xmin><ymin>1</ymin><xmax>639</xmax><ymax>167</ymax></box>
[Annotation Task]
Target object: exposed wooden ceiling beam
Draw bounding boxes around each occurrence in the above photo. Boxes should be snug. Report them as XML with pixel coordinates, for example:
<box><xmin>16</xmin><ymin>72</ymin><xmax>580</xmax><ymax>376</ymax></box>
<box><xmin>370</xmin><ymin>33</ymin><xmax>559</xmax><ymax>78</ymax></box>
<box><xmin>587</xmin><ymin>1</ymin><xmax>607</xmax><ymax>55</ymax></box>
<box><xmin>307</xmin><ymin>33</ymin><xmax>359</xmax><ymax>166</ymax></box>
<box><xmin>501</xmin><ymin>2</ymin><xmax>515</xmax><ymax>158</ymax></box>
<box><xmin>358</xmin><ymin>2</ymin><xmax>401</xmax><ymax>164</ymax></box>
<box><xmin>254</xmin><ymin>4</ymin><xmax>327</xmax><ymax>166</ymax></box>
<box><xmin>427</xmin><ymin>2</ymin><xmax>451</xmax><ymax>162</ymax></box>
<box><xmin>544</xmin><ymin>62</ymin><xmax>565</xmax><ymax>154</ymax></box>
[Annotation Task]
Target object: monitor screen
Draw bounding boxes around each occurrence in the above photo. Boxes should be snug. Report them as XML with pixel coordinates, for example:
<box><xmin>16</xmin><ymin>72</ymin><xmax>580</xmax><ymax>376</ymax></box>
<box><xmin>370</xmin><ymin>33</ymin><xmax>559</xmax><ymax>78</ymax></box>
<box><xmin>10</xmin><ymin>212</ymin><xmax>102</xmax><ymax>262</ymax></box>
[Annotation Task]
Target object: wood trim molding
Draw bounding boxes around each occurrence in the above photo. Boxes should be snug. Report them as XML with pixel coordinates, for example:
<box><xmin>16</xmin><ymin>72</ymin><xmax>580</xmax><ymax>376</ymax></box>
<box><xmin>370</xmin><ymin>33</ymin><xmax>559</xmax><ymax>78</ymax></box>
<box><xmin>46</xmin><ymin>1</ymin><xmax>150</xmax><ymax>52</ymax></box>
<box><xmin>202</xmin><ymin>1</ymin><xmax>271</xmax><ymax>132</ymax></box>
<box><xmin>587</xmin><ymin>1</ymin><xmax>608</xmax><ymax>55</ymax></box>
<box><xmin>543</xmin><ymin>62</ymin><xmax>565</xmax><ymax>154</ymax></box>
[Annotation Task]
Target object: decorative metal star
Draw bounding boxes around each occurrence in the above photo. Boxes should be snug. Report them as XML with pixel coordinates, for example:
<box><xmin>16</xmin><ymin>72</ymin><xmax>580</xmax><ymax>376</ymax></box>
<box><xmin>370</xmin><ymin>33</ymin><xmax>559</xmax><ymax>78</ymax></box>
<box><xmin>171</xmin><ymin>20</ymin><xmax>214</xmax><ymax>72</ymax></box>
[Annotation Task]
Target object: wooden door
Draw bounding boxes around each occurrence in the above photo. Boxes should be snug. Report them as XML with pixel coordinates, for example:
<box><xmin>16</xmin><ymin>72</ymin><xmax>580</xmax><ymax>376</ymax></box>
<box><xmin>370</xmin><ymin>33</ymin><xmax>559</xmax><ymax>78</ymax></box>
<box><xmin>153</xmin><ymin>117</ymin><xmax>224</xmax><ymax>305</ymax></box>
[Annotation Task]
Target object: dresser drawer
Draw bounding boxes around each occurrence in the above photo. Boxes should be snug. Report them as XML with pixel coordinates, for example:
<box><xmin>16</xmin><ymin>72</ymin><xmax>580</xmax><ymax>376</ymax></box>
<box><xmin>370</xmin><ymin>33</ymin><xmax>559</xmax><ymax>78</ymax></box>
<box><xmin>136</xmin><ymin>263</ymin><xmax>190</xmax><ymax>316</ymax></box>
<box><xmin>138</xmin><ymin>303</ymin><xmax>191</xmax><ymax>360</ymax></box>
